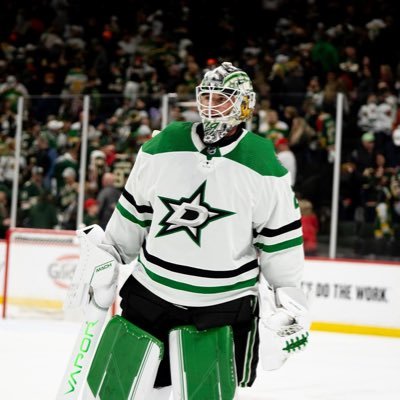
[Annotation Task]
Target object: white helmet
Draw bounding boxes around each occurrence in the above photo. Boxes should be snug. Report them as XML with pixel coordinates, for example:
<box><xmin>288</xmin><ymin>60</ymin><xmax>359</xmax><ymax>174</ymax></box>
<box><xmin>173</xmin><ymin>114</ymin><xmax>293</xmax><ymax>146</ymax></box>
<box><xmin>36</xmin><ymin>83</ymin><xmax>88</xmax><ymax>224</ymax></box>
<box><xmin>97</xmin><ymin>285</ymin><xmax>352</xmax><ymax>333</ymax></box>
<box><xmin>196</xmin><ymin>62</ymin><xmax>256</xmax><ymax>144</ymax></box>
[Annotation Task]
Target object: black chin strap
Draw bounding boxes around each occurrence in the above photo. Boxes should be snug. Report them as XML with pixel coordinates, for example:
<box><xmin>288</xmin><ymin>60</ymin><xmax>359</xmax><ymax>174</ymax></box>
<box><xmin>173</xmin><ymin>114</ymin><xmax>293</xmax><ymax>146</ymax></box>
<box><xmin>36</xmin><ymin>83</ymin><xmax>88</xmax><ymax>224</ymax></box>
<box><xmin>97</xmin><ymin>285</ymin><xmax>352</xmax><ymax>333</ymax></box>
<box><xmin>197</xmin><ymin>123</ymin><xmax>245</xmax><ymax>148</ymax></box>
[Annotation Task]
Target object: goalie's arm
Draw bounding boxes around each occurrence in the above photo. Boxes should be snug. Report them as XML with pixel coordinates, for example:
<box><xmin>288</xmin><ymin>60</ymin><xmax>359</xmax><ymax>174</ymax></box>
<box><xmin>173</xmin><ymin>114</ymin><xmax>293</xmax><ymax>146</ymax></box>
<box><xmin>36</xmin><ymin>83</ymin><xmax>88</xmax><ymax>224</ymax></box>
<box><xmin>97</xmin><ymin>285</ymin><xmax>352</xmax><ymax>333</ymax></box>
<box><xmin>253</xmin><ymin>172</ymin><xmax>309</xmax><ymax>370</ymax></box>
<box><xmin>101</xmin><ymin>148</ymin><xmax>153</xmax><ymax>264</ymax></box>
<box><xmin>253</xmin><ymin>173</ymin><xmax>304</xmax><ymax>289</ymax></box>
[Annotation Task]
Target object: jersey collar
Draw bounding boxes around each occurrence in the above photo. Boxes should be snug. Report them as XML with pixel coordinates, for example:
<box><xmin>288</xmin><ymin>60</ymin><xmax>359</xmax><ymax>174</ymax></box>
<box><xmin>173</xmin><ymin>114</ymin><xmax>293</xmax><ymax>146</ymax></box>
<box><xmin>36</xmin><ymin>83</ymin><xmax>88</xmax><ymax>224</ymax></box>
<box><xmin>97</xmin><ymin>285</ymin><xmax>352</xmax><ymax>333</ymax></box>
<box><xmin>191</xmin><ymin>123</ymin><xmax>248</xmax><ymax>156</ymax></box>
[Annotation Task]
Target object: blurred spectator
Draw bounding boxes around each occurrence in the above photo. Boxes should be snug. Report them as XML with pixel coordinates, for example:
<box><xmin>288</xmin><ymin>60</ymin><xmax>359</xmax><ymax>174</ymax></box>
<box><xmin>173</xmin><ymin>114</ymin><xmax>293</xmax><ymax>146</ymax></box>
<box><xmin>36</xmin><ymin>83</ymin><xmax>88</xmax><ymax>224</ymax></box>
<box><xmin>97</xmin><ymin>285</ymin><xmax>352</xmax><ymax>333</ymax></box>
<box><xmin>390</xmin><ymin>169</ymin><xmax>400</xmax><ymax>226</ymax></box>
<box><xmin>83</xmin><ymin>198</ymin><xmax>99</xmax><ymax>227</ymax></box>
<box><xmin>259</xmin><ymin>109</ymin><xmax>289</xmax><ymax>140</ymax></box>
<box><xmin>388</xmin><ymin>126</ymin><xmax>400</xmax><ymax>167</ymax></box>
<box><xmin>339</xmin><ymin>162</ymin><xmax>360</xmax><ymax>220</ymax></box>
<box><xmin>0</xmin><ymin>99</ymin><xmax>17</xmax><ymax>136</ymax></box>
<box><xmin>31</xmin><ymin>133</ymin><xmax>57</xmax><ymax>189</ymax></box>
<box><xmin>360</xmin><ymin>153</ymin><xmax>392</xmax><ymax>223</ymax></box>
<box><xmin>0</xmin><ymin>190</ymin><xmax>10</xmax><ymax>238</ymax></box>
<box><xmin>87</xmin><ymin>149</ymin><xmax>106</xmax><ymax>194</ymax></box>
<box><xmin>268</xmin><ymin>54</ymin><xmax>289</xmax><ymax>108</ymax></box>
<box><xmin>27</xmin><ymin>191</ymin><xmax>58</xmax><ymax>229</ymax></box>
<box><xmin>374</xmin><ymin>82</ymin><xmax>397</xmax><ymax>153</ymax></box>
<box><xmin>305</xmin><ymin>77</ymin><xmax>323</xmax><ymax>110</ymax></box>
<box><xmin>275</xmin><ymin>137</ymin><xmax>296</xmax><ymax>186</ymax></box>
<box><xmin>284</xmin><ymin>106</ymin><xmax>315</xmax><ymax>184</ymax></box>
<box><xmin>351</xmin><ymin>132</ymin><xmax>377</xmax><ymax>173</ymax></box>
<box><xmin>0</xmin><ymin>138</ymin><xmax>26</xmax><ymax>188</ymax></box>
<box><xmin>110</xmin><ymin>153</ymin><xmax>134</xmax><ymax>189</ymax></box>
<box><xmin>0</xmin><ymin>75</ymin><xmax>29</xmax><ymax>112</ymax></box>
<box><xmin>97</xmin><ymin>172</ymin><xmax>121</xmax><ymax>229</ymax></box>
<box><xmin>53</xmin><ymin>143</ymin><xmax>79</xmax><ymax>194</ymax></box>
<box><xmin>19</xmin><ymin>166</ymin><xmax>45</xmax><ymax>225</ymax></box>
<box><xmin>375</xmin><ymin>199</ymin><xmax>393</xmax><ymax>240</ymax></box>
<box><xmin>315</xmin><ymin>107</ymin><xmax>335</xmax><ymax>153</ymax></box>
<box><xmin>311</xmin><ymin>34</ymin><xmax>339</xmax><ymax>74</ymax></box>
<box><xmin>357</xmin><ymin>94</ymin><xmax>378</xmax><ymax>132</ymax></box>
<box><xmin>47</xmin><ymin>119</ymin><xmax>66</xmax><ymax>150</ymax></box>
<box><xmin>58</xmin><ymin>167</ymin><xmax>78</xmax><ymax>211</ymax></box>
<box><xmin>299</xmin><ymin>198</ymin><xmax>319</xmax><ymax>256</ymax></box>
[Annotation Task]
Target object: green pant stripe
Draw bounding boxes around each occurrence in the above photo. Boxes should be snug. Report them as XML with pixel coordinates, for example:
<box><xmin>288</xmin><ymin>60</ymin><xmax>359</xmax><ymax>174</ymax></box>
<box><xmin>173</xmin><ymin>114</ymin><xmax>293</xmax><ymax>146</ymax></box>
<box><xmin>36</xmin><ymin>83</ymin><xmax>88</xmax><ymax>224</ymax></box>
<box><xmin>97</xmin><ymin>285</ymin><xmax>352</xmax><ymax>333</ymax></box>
<box><xmin>240</xmin><ymin>319</ymin><xmax>258</xmax><ymax>387</ymax></box>
<box><xmin>255</xmin><ymin>236</ymin><xmax>303</xmax><ymax>253</ymax></box>
<box><xmin>138</xmin><ymin>258</ymin><xmax>258</xmax><ymax>294</ymax></box>
<box><xmin>117</xmin><ymin>202</ymin><xmax>152</xmax><ymax>228</ymax></box>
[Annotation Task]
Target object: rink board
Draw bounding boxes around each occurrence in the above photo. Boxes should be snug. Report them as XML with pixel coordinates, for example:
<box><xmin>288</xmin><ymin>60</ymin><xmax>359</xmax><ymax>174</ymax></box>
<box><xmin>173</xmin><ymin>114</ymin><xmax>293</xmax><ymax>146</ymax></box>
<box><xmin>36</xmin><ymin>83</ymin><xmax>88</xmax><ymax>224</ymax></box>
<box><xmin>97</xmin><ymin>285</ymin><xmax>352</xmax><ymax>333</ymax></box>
<box><xmin>0</xmin><ymin>230</ymin><xmax>79</xmax><ymax>318</ymax></box>
<box><xmin>1</xmin><ymin>233</ymin><xmax>400</xmax><ymax>336</ymax></box>
<box><xmin>304</xmin><ymin>258</ymin><xmax>400</xmax><ymax>337</ymax></box>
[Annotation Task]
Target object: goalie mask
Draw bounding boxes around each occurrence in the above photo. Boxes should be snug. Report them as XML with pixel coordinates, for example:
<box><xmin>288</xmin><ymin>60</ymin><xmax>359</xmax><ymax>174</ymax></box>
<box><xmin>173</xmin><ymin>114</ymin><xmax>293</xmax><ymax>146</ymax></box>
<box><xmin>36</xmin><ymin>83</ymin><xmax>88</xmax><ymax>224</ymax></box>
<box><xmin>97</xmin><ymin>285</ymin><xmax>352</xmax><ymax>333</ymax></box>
<box><xmin>196</xmin><ymin>62</ymin><xmax>256</xmax><ymax>144</ymax></box>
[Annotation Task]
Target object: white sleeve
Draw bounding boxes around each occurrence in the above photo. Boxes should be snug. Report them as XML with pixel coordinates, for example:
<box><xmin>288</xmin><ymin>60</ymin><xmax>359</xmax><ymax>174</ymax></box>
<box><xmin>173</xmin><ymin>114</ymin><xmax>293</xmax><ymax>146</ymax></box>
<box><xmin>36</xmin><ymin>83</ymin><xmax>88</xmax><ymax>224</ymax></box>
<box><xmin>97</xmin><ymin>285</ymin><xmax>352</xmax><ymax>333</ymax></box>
<box><xmin>101</xmin><ymin>149</ymin><xmax>153</xmax><ymax>264</ymax></box>
<box><xmin>253</xmin><ymin>173</ymin><xmax>304</xmax><ymax>288</ymax></box>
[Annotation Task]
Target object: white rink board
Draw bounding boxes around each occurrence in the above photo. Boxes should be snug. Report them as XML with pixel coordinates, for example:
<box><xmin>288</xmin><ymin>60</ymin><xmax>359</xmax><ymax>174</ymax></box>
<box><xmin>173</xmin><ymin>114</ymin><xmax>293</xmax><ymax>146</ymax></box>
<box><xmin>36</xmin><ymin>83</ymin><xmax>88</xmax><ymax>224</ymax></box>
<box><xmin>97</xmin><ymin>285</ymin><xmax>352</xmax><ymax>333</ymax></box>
<box><xmin>4</xmin><ymin>232</ymin><xmax>79</xmax><ymax>317</ymax></box>
<box><xmin>303</xmin><ymin>258</ymin><xmax>400</xmax><ymax>330</ymax></box>
<box><xmin>3</xmin><ymin>228</ymin><xmax>400</xmax><ymax>333</ymax></box>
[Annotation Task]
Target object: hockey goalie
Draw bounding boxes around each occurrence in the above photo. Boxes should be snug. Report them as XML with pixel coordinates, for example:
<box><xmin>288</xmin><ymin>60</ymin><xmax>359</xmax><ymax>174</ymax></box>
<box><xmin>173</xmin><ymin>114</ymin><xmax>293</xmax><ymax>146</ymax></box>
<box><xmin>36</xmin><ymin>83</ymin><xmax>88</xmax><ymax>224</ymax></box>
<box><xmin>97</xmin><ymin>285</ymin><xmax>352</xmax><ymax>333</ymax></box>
<box><xmin>57</xmin><ymin>61</ymin><xmax>310</xmax><ymax>400</ymax></box>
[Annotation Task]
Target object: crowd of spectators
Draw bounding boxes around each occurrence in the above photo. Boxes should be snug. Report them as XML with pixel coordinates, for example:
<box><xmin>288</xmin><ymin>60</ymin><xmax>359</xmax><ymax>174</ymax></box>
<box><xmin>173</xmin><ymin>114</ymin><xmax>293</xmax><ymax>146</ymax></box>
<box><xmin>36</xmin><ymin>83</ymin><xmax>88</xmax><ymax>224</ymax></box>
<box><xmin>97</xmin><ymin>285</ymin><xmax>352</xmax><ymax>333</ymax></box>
<box><xmin>0</xmin><ymin>0</ymin><xmax>399</xmax><ymax>257</ymax></box>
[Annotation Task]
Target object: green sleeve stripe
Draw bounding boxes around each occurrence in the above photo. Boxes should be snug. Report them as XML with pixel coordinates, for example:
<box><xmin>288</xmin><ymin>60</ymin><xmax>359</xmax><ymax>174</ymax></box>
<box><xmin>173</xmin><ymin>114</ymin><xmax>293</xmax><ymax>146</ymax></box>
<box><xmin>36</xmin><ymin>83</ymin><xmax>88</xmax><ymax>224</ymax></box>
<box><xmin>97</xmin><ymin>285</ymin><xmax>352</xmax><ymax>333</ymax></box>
<box><xmin>255</xmin><ymin>236</ymin><xmax>303</xmax><ymax>253</ymax></box>
<box><xmin>138</xmin><ymin>258</ymin><xmax>258</xmax><ymax>294</ymax></box>
<box><xmin>116</xmin><ymin>202</ymin><xmax>151</xmax><ymax>228</ymax></box>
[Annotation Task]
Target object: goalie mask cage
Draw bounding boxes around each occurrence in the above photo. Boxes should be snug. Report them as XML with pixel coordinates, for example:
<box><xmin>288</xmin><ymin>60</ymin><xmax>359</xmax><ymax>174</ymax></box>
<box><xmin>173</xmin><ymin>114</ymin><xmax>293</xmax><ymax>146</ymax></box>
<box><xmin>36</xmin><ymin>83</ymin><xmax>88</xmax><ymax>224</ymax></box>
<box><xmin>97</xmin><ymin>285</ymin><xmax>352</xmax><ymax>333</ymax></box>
<box><xmin>1</xmin><ymin>228</ymin><xmax>79</xmax><ymax>319</ymax></box>
<box><xmin>160</xmin><ymin>93</ymin><xmax>252</xmax><ymax>130</ymax></box>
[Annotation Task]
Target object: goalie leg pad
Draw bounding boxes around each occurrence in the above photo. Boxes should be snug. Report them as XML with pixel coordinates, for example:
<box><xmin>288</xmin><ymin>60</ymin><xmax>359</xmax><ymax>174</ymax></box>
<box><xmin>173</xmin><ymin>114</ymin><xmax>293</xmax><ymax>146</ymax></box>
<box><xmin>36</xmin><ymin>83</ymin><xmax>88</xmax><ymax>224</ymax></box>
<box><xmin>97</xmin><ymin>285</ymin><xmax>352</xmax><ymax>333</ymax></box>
<box><xmin>169</xmin><ymin>325</ymin><xmax>237</xmax><ymax>400</ymax></box>
<box><xmin>85</xmin><ymin>315</ymin><xmax>164</xmax><ymax>400</ymax></box>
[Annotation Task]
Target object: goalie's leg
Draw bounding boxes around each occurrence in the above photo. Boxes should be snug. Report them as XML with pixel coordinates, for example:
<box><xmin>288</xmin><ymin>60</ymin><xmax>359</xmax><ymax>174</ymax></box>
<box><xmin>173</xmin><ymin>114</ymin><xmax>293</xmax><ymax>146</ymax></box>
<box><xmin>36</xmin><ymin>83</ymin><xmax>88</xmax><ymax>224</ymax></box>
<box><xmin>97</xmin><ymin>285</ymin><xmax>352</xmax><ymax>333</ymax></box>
<box><xmin>83</xmin><ymin>315</ymin><xmax>164</xmax><ymax>400</ymax></box>
<box><xmin>169</xmin><ymin>325</ymin><xmax>237</xmax><ymax>400</ymax></box>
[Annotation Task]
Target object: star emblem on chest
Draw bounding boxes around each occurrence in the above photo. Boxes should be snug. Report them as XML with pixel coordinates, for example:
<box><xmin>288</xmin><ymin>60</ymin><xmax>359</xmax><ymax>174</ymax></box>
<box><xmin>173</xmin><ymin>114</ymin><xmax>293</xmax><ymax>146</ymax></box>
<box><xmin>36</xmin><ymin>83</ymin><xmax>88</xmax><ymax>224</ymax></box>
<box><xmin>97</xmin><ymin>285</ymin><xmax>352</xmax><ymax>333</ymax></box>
<box><xmin>156</xmin><ymin>181</ymin><xmax>235</xmax><ymax>246</ymax></box>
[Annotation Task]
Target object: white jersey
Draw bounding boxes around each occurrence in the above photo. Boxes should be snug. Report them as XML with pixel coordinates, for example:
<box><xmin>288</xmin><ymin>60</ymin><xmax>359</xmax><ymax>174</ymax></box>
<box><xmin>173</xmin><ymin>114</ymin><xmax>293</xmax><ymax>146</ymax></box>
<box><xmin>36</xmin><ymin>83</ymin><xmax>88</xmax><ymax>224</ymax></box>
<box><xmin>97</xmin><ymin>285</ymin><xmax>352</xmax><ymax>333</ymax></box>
<box><xmin>103</xmin><ymin>122</ymin><xmax>304</xmax><ymax>307</ymax></box>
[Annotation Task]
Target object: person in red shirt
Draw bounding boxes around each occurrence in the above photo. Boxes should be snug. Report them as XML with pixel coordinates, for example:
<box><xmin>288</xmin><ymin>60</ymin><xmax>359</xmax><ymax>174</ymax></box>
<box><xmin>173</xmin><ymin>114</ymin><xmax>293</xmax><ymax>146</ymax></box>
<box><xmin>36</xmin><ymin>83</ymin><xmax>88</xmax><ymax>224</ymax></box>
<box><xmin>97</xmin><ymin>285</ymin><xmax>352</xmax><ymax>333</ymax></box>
<box><xmin>299</xmin><ymin>198</ymin><xmax>319</xmax><ymax>255</ymax></box>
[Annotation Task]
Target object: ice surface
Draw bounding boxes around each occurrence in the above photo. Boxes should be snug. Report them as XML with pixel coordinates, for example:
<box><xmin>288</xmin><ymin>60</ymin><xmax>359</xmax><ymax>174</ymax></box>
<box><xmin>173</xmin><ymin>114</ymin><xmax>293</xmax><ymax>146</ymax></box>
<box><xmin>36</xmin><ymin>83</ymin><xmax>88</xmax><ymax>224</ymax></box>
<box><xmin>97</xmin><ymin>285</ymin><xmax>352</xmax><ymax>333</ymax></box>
<box><xmin>0</xmin><ymin>319</ymin><xmax>399</xmax><ymax>399</ymax></box>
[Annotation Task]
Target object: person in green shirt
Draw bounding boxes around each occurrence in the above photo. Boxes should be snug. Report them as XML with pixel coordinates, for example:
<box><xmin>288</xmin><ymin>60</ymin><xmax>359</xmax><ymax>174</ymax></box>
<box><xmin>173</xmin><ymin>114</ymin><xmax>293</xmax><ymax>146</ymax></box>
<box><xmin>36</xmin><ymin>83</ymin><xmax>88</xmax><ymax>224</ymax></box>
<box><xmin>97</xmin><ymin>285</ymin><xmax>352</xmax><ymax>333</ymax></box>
<box><xmin>19</xmin><ymin>166</ymin><xmax>45</xmax><ymax>225</ymax></box>
<box><xmin>28</xmin><ymin>191</ymin><xmax>59</xmax><ymax>229</ymax></box>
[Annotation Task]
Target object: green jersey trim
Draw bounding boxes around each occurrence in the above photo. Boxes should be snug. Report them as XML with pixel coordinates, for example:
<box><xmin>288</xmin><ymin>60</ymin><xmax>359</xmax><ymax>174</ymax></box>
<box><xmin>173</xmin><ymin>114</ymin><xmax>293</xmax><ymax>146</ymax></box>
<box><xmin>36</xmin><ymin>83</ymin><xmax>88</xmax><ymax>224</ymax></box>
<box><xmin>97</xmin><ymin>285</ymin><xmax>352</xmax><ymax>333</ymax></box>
<box><xmin>141</xmin><ymin>122</ymin><xmax>287</xmax><ymax>177</ymax></box>
<box><xmin>224</xmin><ymin>132</ymin><xmax>288</xmax><ymax>177</ymax></box>
<box><xmin>138</xmin><ymin>257</ymin><xmax>258</xmax><ymax>294</ymax></box>
<box><xmin>255</xmin><ymin>236</ymin><xmax>303</xmax><ymax>253</ymax></box>
<box><xmin>116</xmin><ymin>202</ymin><xmax>152</xmax><ymax>228</ymax></box>
<box><xmin>142</xmin><ymin>122</ymin><xmax>197</xmax><ymax>155</ymax></box>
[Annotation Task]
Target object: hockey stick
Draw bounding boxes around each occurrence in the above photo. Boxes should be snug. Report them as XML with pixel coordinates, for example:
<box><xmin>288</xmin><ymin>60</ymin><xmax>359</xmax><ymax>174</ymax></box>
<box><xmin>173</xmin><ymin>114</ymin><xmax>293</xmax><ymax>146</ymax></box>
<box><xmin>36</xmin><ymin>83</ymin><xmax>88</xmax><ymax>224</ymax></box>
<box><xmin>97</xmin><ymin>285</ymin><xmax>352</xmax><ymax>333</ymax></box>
<box><xmin>56</xmin><ymin>225</ymin><xmax>117</xmax><ymax>399</ymax></box>
<box><xmin>56</xmin><ymin>301</ymin><xmax>108</xmax><ymax>399</ymax></box>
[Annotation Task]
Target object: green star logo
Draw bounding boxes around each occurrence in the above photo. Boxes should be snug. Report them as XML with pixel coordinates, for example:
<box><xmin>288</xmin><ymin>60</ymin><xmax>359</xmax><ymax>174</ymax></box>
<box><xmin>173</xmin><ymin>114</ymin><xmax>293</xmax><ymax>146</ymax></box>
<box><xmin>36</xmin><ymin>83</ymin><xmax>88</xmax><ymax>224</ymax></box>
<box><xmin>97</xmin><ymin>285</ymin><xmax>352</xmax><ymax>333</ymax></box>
<box><xmin>156</xmin><ymin>181</ymin><xmax>235</xmax><ymax>246</ymax></box>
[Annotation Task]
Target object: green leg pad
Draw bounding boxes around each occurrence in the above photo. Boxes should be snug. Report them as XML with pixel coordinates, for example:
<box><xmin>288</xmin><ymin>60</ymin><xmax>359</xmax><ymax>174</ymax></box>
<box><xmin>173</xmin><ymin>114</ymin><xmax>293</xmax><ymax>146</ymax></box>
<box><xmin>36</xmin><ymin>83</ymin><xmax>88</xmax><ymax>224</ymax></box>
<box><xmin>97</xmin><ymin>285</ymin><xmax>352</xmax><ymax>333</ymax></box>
<box><xmin>169</xmin><ymin>325</ymin><xmax>237</xmax><ymax>400</ymax></box>
<box><xmin>87</xmin><ymin>315</ymin><xmax>164</xmax><ymax>400</ymax></box>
